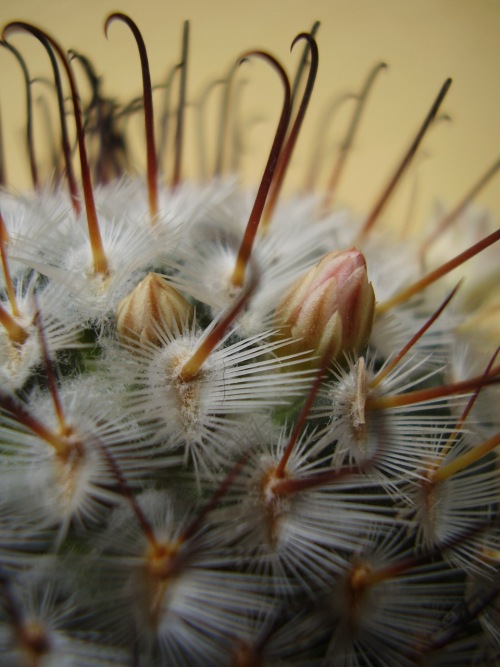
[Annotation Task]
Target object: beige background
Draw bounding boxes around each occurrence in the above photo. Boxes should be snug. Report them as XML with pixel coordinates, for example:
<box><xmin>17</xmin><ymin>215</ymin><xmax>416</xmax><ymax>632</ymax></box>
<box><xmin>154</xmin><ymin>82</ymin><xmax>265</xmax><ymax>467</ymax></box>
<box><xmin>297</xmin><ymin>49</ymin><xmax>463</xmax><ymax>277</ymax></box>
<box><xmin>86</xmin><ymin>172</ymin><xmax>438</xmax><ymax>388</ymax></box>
<box><xmin>1</xmin><ymin>0</ymin><xmax>499</xmax><ymax>231</ymax></box>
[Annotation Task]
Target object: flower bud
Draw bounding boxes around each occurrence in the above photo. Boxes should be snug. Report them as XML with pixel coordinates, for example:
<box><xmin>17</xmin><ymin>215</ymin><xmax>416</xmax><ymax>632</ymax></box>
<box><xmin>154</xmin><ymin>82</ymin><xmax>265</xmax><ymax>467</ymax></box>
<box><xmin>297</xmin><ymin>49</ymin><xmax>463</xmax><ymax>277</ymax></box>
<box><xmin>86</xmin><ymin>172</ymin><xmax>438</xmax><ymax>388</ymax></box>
<box><xmin>116</xmin><ymin>273</ymin><xmax>193</xmax><ymax>346</ymax></box>
<box><xmin>273</xmin><ymin>249</ymin><xmax>375</xmax><ymax>366</ymax></box>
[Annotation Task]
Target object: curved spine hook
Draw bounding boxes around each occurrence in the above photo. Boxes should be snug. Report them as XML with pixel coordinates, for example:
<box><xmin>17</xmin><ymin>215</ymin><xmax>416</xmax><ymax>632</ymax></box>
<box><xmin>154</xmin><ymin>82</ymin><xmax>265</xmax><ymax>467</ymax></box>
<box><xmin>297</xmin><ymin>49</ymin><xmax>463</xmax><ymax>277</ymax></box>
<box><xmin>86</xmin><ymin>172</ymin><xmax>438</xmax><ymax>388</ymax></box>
<box><xmin>230</xmin><ymin>51</ymin><xmax>292</xmax><ymax>289</ymax></box>
<box><xmin>0</xmin><ymin>40</ymin><xmax>39</xmax><ymax>190</ymax></box>
<box><xmin>3</xmin><ymin>21</ymin><xmax>108</xmax><ymax>276</ymax></box>
<box><xmin>3</xmin><ymin>32</ymin><xmax>78</xmax><ymax>210</ymax></box>
<box><xmin>105</xmin><ymin>13</ymin><xmax>158</xmax><ymax>221</ymax></box>
<box><xmin>261</xmin><ymin>32</ymin><xmax>319</xmax><ymax>230</ymax></box>
<box><xmin>289</xmin><ymin>21</ymin><xmax>320</xmax><ymax>113</ymax></box>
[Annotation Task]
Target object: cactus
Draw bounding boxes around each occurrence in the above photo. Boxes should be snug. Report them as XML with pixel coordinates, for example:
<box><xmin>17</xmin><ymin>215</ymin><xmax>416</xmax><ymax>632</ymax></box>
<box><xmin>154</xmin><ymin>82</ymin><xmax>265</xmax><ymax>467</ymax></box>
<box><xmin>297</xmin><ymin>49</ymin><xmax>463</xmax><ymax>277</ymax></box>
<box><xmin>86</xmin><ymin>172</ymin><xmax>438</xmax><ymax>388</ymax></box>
<box><xmin>0</xmin><ymin>13</ymin><xmax>499</xmax><ymax>667</ymax></box>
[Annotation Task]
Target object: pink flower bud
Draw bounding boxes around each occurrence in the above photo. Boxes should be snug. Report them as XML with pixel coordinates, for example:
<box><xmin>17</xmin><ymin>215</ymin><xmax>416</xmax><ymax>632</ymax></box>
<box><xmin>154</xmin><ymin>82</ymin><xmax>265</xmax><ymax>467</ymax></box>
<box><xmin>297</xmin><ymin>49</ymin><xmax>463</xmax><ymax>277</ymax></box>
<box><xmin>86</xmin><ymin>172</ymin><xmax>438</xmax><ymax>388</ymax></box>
<box><xmin>274</xmin><ymin>249</ymin><xmax>375</xmax><ymax>365</ymax></box>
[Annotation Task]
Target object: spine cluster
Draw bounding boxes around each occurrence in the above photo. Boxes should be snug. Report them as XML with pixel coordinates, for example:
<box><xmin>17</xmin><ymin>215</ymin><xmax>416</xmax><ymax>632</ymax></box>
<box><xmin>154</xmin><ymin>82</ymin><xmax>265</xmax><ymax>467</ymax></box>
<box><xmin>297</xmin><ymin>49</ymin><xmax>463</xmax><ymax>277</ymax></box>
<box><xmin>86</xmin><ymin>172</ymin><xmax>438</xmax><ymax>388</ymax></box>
<box><xmin>0</xmin><ymin>13</ymin><xmax>499</xmax><ymax>667</ymax></box>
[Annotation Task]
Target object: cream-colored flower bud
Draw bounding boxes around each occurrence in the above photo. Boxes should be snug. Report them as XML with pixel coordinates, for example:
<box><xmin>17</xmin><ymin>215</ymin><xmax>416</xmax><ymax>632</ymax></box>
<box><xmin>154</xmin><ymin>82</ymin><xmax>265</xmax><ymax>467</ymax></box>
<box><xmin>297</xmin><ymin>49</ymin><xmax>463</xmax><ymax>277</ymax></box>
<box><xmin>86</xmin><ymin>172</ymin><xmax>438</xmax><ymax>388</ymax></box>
<box><xmin>274</xmin><ymin>249</ymin><xmax>375</xmax><ymax>366</ymax></box>
<box><xmin>116</xmin><ymin>273</ymin><xmax>193</xmax><ymax>346</ymax></box>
